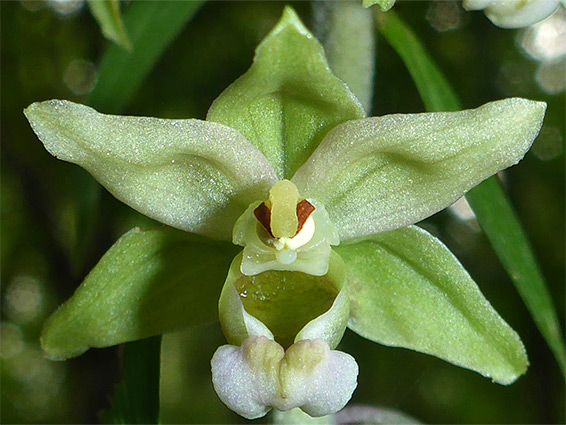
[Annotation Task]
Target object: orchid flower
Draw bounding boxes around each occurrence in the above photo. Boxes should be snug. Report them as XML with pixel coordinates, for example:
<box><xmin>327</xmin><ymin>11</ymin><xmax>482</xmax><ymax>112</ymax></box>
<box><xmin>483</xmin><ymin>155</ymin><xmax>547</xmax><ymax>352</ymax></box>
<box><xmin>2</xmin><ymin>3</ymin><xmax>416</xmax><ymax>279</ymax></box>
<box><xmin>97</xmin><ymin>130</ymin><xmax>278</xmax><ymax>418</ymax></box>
<box><xmin>463</xmin><ymin>0</ymin><xmax>561</xmax><ymax>28</ymax></box>
<box><xmin>365</xmin><ymin>0</ymin><xmax>561</xmax><ymax>29</ymax></box>
<box><xmin>25</xmin><ymin>7</ymin><xmax>546</xmax><ymax>420</ymax></box>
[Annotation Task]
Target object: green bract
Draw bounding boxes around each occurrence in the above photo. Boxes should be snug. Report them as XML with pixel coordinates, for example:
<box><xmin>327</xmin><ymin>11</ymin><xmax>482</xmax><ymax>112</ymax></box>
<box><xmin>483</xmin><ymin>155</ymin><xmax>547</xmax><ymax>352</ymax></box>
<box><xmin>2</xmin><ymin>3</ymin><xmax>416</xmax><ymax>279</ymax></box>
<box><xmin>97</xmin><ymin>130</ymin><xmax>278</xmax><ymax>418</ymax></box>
<box><xmin>25</xmin><ymin>6</ymin><xmax>546</xmax><ymax>419</ymax></box>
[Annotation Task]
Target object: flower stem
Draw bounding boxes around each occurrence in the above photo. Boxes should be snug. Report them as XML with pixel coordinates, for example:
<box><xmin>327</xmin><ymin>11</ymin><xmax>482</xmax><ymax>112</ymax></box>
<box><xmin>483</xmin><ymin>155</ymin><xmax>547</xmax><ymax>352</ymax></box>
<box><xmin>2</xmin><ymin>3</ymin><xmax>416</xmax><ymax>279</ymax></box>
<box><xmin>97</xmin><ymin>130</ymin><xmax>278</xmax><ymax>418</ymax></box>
<box><xmin>312</xmin><ymin>1</ymin><xmax>375</xmax><ymax>114</ymax></box>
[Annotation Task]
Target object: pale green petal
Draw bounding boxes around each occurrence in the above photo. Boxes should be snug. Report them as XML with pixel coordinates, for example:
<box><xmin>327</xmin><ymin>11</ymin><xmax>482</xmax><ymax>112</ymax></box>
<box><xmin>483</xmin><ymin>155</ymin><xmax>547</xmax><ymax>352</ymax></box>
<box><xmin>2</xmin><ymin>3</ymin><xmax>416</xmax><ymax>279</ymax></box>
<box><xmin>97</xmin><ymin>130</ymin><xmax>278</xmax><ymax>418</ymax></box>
<box><xmin>292</xmin><ymin>98</ymin><xmax>546</xmax><ymax>241</ymax></box>
<box><xmin>41</xmin><ymin>227</ymin><xmax>238</xmax><ymax>360</ymax></box>
<box><xmin>25</xmin><ymin>100</ymin><xmax>277</xmax><ymax>240</ymax></box>
<box><xmin>207</xmin><ymin>6</ymin><xmax>364</xmax><ymax>179</ymax></box>
<box><xmin>336</xmin><ymin>225</ymin><xmax>528</xmax><ymax>385</ymax></box>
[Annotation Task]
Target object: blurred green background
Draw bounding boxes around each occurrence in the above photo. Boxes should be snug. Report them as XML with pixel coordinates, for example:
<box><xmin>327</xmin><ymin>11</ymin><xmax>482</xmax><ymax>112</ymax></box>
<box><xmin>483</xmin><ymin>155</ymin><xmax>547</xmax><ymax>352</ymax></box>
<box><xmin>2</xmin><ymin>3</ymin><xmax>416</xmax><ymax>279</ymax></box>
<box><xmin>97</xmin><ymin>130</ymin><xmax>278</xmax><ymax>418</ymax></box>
<box><xmin>1</xmin><ymin>1</ymin><xmax>564</xmax><ymax>423</ymax></box>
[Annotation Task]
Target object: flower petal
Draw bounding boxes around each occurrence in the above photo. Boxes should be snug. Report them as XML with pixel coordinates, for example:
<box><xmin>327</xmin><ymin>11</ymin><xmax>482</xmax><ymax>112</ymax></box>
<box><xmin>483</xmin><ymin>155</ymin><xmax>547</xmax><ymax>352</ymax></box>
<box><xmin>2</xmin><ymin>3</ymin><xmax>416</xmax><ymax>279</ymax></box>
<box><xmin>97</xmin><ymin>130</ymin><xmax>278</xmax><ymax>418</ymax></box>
<box><xmin>281</xmin><ymin>339</ymin><xmax>358</xmax><ymax>417</ymax></box>
<box><xmin>292</xmin><ymin>98</ymin><xmax>546</xmax><ymax>241</ymax></box>
<box><xmin>336</xmin><ymin>225</ymin><xmax>528</xmax><ymax>385</ymax></box>
<box><xmin>211</xmin><ymin>337</ymin><xmax>282</xmax><ymax>420</ymax></box>
<box><xmin>24</xmin><ymin>100</ymin><xmax>277</xmax><ymax>240</ymax></box>
<box><xmin>211</xmin><ymin>337</ymin><xmax>358</xmax><ymax>420</ymax></box>
<box><xmin>41</xmin><ymin>227</ymin><xmax>238</xmax><ymax>360</ymax></box>
<box><xmin>207</xmin><ymin>6</ymin><xmax>364</xmax><ymax>179</ymax></box>
<box><xmin>218</xmin><ymin>252</ymin><xmax>349</xmax><ymax>350</ymax></box>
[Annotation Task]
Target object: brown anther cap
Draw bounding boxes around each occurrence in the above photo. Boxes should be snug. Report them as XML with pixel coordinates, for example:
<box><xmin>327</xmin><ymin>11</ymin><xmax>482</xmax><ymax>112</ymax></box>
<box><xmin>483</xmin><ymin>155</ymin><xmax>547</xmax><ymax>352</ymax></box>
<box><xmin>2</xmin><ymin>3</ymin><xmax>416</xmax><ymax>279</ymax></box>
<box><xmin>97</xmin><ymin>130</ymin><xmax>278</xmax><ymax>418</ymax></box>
<box><xmin>254</xmin><ymin>199</ymin><xmax>315</xmax><ymax>238</ymax></box>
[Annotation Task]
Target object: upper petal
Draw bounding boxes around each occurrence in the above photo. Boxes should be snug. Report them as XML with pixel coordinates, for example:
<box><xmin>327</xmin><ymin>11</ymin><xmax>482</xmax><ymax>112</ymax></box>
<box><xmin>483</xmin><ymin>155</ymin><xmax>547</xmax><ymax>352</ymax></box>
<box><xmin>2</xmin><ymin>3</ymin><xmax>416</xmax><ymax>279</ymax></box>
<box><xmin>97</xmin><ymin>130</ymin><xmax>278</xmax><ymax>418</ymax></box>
<box><xmin>24</xmin><ymin>100</ymin><xmax>278</xmax><ymax>240</ymax></box>
<box><xmin>207</xmin><ymin>7</ymin><xmax>364</xmax><ymax>179</ymax></box>
<box><xmin>292</xmin><ymin>98</ymin><xmax>546</xmax><ymax>241</ymax></box>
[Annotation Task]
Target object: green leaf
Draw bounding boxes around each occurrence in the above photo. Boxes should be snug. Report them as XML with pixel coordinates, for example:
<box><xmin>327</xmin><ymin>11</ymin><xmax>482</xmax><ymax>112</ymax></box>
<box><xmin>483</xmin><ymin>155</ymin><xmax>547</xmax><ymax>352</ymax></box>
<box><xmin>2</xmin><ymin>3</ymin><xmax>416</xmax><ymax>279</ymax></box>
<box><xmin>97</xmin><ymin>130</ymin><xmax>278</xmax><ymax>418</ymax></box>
<box><xmin>362</xmin><ymin>0</ymin><xmax>396</xmax><ymax>11</ymax></box>
<box><xmin>24</xmin><ymin>100</ymin><xmax>277</xmax><ymax>240</ymax></box>
<box><xmin>101</xmin><ymin>336</ymin><xmax>161</xmax><ymax>424</ymax></box>
<box><xmin>41</xmin><ymin>227</ymin><xmax>238</xmax><ymax>360</ymax></box>
<box><xmin>87</xmin><ymin>0</ymin><xmax>131</xmax><ymax>50</ymax></box>
<box><xmin>467</xmin><ymin>178</ymin><xmax>566</xmax><ymax>375</ymax></box>
<box><xmin>375</xmin><ymin>10</ymin><xmax>460</xmax><ymax>112</ymax></box>
<box><xmin>338</xmin><ymin>226</ymin><xmax>528</xmax><ymax>384</ymax></box>
<box><xmin>207</xmin><ymin>6</ymin><xmax>364</xmax><ymax>179</ymax></box>
<box><xmin>89</xmin><ymin>0</ymin><xmax>204</xmax><ymax>113</ymax></box>
<box><xmin>376</xmin><ymin>9</ymin><xmax>566</xmax><ymax>376</ymax></box>
<box><xmin>292</xmin><ymin>98</ymin><xmax>545</xmax><ymax>241</ymax></box>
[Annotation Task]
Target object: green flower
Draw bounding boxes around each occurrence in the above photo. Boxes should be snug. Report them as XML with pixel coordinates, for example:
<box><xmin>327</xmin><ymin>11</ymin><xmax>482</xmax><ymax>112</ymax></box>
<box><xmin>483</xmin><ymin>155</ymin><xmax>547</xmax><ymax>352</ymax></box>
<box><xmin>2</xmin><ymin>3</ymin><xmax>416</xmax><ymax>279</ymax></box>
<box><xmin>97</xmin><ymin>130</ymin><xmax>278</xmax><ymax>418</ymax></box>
<box><xmin>24</xmin><ymin>7</ymin><xmax>546</xmax><ymax>420</ymax></box>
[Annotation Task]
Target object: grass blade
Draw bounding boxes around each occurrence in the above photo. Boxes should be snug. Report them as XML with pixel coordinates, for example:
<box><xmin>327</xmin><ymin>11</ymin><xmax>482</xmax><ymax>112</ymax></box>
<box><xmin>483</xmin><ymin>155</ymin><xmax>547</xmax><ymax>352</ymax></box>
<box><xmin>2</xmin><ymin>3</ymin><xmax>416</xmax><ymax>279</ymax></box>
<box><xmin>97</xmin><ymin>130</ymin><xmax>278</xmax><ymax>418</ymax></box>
<box><xmin>101</xmin><ymin>336</ymin><xmax>162</xmax><ymax>424</ymax></box>
<box><xmin>375</xmin><ymin>9</ymin><xmax>565</xmax><ymax>376</ymax></box>
<box><xmin>89</xmin><ymin>0</ymin><xmax>205</xmax><ymax>113</ymax></box>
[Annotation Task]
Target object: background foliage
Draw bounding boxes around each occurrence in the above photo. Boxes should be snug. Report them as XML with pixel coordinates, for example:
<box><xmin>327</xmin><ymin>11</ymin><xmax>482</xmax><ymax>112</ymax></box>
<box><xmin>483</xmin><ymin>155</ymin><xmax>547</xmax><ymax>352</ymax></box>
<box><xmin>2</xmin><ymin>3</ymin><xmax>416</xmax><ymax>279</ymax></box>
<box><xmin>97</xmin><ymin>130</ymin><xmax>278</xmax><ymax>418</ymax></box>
<box><xmin>1</xmin><ymin>1</ymin><xmax>564</xmax><ymax>423</ymax></box>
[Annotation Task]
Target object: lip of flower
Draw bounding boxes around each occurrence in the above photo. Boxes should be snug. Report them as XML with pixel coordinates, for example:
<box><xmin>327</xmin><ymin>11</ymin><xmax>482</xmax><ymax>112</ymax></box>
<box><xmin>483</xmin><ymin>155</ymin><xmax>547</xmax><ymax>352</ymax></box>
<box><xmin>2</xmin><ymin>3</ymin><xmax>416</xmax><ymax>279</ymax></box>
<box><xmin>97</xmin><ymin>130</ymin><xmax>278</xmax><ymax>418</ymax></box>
<box><xmin>212</xmin><ymin>250</ymin><xmax>355</xmax><ymax>419</ymax></box>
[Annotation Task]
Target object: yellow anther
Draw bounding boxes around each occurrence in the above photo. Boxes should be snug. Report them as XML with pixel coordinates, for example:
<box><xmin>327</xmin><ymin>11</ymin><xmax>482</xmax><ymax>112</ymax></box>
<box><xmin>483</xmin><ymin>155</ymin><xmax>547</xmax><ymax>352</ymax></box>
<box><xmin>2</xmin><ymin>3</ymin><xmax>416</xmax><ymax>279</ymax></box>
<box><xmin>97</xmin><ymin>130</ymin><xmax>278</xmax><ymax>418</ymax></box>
<box><xmin>269</xmin><ymin>180</ymin><xmax>300</xmax><ymax>238</ymax></box>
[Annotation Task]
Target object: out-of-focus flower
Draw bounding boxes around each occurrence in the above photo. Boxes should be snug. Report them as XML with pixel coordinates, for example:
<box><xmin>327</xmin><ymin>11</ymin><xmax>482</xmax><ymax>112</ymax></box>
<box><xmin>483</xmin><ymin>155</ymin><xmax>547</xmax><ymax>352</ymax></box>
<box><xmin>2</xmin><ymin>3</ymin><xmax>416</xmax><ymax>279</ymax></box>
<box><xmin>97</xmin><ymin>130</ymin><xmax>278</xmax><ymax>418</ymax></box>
<box><xmin>463</xmin><ymin>0</ymin><xmax>561</xmax><ymax>28</ymax></box>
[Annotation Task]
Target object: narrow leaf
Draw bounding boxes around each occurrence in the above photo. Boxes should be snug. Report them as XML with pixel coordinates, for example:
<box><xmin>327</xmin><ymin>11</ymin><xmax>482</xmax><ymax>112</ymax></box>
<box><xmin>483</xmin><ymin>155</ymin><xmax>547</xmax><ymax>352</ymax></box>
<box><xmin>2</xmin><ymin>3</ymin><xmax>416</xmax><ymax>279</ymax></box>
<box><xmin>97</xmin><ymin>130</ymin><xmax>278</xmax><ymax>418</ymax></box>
<box><xmin>89</xmin><ymin>0</ymin><xmax>204</xmax><ymax>113</ymax></box>
<box><xmin>293</xmin><ymin>98</ymin><xmax>545</xmax><ymax>241</ymax></box>
<box><xmin>338</xmin><ymin>226</ymin><xmax>528</xmax><ymax>384</ymax></box>
<box><xmin>376</xmin><ymin>9</ymin><xmax>566</xmax><ymax>375</ymax></box>
<box><xmin>101</xmin><ymin>336</ymin><xmax>161</xmax><ymax>424</ymax></box>
<box><xmin>87</xmin><ymin>0</ymin><xmax>131</xmax><ymax>50</ymax></box>
<box><xmin>207</xmin><ymin>6</ymin><xmax>364</xmax><ymax>179</ymax></box>
<box><xmin>25</xmin><ymin>100</ymin><xmax>277</xmax><ymax>240</ymax></box>
<box><xmin>41</xmin><ymin>227</ymin><xmax>238</xmax><ymax>360</ymax></box>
